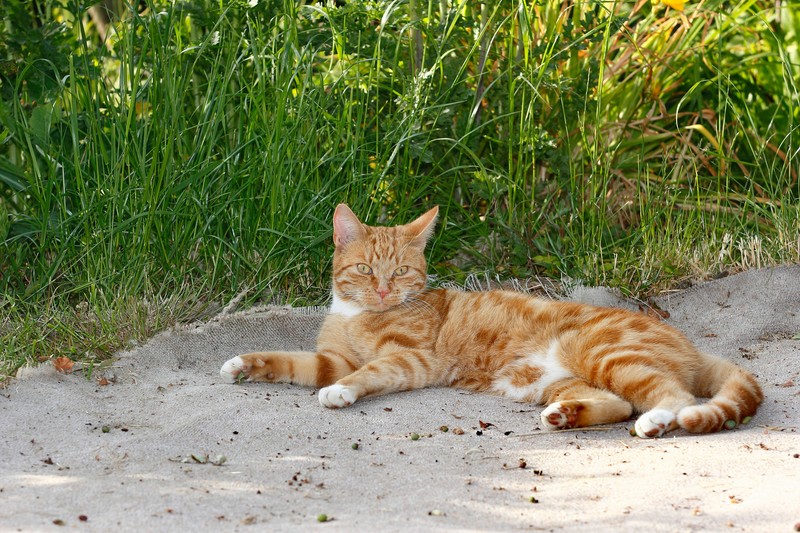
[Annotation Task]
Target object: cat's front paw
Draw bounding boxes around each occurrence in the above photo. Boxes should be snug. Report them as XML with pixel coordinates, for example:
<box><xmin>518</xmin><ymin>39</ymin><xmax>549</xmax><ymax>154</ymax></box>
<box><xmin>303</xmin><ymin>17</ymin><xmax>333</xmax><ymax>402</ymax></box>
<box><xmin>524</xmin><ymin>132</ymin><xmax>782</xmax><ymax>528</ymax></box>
<box><xmin>541</xmin><ymin>401</ymin><xmax>578</xmax><ymax>430</ymax></box>
<box><xmin>635</xmin><ymin>408</ymin><xmax>676</xmax><ymax>438</ymax></box>
<box><xmin>220</xmin><ymin>356</ymin><xmax>251</xmax><ymax>383</ymax></box>
<box><xmin>318</xmin><ymin>384</ymin><xmax>357</xmax><ymax>408</ymax></box>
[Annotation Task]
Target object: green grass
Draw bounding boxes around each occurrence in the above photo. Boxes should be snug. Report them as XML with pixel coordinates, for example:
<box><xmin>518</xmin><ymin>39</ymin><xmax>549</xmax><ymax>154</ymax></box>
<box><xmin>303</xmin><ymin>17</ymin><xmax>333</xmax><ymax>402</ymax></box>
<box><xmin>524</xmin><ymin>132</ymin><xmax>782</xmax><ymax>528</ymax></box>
<box><xmin>1</xmin><ymin>0</ymin><xmax>798</xmax><ymax>380</ymax></box>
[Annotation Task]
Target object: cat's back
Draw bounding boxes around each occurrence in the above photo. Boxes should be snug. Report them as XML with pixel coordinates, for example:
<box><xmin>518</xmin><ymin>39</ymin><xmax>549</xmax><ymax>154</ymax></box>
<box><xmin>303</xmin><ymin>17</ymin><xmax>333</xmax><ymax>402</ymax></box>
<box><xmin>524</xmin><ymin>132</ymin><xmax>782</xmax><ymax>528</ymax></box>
<box><xmin>435</xmin><ymin>289</ymin><xmax>555</xmax><ymax>355</ymax></box>
<box><xmin>436</xmin><ymin>288</ymin><xmax>698</xmax><ymax>365</ymax></box>
<box><xmin>443</xmin><ymin>288</ymin><xmax>690</xmax><ymax>338</ymax></box>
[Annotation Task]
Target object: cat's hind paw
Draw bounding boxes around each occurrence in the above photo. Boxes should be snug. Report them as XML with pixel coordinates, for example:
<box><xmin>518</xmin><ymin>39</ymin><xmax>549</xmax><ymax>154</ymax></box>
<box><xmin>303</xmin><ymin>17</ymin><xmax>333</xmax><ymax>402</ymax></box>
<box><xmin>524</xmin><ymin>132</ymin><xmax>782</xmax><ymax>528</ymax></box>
<box><xmin>220</xmin><ymin>356</ymin><xmax>250</xmax><ymax>383</ymax></box>
<box><xmin>540</xmin><ymin>401</ymin><xmax>578</xmax><ymax>430</ymax></box>
<box><xmin>634</xmin><ymin>408</ymin><xmax>676</xmax><ymax>438</ymax></box>
<box><xmin>318</xmin><ymin>384</ymin><xmax>357</xmax><ymax>408</ymax></box>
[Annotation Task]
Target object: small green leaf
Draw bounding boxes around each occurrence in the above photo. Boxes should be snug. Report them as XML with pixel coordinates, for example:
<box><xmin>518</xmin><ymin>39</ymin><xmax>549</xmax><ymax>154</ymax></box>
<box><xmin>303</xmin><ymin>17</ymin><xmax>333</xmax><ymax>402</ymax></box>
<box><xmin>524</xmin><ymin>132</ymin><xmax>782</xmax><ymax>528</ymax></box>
<box><xmin>30</xmin><ymin>105</ymin><xmax>53</xmax><ymax>147</ymax></box>
<box><xmin>0</xmin><ymin>156</ymin><xmax>27</xmax><ymax>192</ymax></box>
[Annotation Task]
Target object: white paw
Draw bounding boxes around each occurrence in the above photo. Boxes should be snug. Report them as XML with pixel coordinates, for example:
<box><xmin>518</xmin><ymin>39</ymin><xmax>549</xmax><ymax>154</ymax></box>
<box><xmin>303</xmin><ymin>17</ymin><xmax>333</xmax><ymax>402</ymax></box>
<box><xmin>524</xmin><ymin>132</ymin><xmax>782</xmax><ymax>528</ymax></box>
<box><xmin>540</xmin><ymin>402</ymin><xmax>569</xmax><ymax>430</ymax></box>
<box><xmin>318</xmin><ymin>384</ymin><xmax>357</xmax><ymax>408</ymax></box>
<box><xmin>635</xmin><ymin>408</ymin><xmax>676</xmax><ymax>438</ymax></box>
<box><xmin>220</xmin><ymin>356</ymin><xmax>248</xmax><ymax>383</ymax></box>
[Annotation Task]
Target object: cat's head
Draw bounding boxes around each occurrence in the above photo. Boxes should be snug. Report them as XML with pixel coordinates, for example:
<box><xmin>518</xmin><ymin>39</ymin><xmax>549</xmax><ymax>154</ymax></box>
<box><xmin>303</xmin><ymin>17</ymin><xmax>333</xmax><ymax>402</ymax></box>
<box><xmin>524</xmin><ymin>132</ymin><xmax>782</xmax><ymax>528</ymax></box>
<box><xmin>331</xmin><ymin>204</ymin><xmax>438</xmax><ymax>313</ymax></box>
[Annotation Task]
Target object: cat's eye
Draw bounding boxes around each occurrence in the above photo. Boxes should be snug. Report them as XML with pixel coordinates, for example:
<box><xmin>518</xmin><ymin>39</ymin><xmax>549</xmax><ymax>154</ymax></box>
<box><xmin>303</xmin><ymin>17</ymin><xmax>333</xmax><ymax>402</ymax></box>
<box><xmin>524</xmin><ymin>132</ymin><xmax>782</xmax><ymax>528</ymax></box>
<box><xmin>356</xmin><ymin>263</ymin><xmax>373</xmax><ymax>275</ymax></box>
<box><xmin>393</xmin><ymin>266</ymin><xmax>409</xmax><ymax>276</ymax></box>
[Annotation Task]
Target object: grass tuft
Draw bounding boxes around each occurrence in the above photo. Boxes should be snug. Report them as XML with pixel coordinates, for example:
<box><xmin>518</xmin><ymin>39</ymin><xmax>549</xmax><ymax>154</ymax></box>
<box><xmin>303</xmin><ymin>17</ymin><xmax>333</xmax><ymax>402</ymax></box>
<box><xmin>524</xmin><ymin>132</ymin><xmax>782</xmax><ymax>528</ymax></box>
<box><xmin>0</xmin><ymin>0</ymin><xmax>798</xmax><ymax>379</ymax></box>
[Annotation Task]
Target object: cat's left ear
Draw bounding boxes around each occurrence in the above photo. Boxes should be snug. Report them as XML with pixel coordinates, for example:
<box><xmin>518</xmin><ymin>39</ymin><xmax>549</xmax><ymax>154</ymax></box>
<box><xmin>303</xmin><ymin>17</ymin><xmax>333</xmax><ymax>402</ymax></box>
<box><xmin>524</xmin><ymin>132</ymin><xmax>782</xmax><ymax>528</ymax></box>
<box><xmin>405</xmin><ymin>206</ymin><xmax>439</xmax><ymax>249</ymax></box>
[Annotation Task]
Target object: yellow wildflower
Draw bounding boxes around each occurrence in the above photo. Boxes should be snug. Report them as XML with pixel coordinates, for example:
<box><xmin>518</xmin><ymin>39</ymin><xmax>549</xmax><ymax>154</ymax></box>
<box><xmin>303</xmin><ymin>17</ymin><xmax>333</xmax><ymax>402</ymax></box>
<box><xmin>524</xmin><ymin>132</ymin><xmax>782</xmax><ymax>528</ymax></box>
<box><xmin>659</xmin><ymin>0</ymin><xmax>685</xmax><ymax>11</ymax></box>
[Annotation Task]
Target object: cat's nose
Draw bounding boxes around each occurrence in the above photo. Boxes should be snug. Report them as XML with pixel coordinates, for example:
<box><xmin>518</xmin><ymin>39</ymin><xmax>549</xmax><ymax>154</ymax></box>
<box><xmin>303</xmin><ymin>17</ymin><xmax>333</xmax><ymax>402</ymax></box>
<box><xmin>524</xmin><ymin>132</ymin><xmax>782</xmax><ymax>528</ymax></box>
<box><xmin>376</xmin><ymin>288</ymin><xmax>390</xmax><ymax>299</ymax></box>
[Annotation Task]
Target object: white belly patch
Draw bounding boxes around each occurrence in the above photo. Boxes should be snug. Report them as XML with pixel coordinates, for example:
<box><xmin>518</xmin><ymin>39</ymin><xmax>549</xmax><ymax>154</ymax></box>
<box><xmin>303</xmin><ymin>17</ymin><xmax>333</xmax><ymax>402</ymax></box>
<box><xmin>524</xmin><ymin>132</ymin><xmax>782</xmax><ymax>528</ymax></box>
<box><xmin>491</xmin><ymin>340</ymin><xmax>573</xmax><ymax>403</ymax></box>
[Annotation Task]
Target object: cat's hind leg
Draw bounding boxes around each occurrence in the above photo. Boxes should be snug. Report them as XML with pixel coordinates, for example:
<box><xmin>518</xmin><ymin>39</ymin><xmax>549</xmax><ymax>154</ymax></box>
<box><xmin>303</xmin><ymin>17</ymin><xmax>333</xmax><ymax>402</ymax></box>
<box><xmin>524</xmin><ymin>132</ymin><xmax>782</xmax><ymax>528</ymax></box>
<box><xmin>604</xmin><ymin>368</ymin><xmax>697</xmax><ymax>438</ymax></box>
<box><xmin>221</xmin><ymin>351</ymin><xmax>357</xmax><ymax>387</ymax></box>
<box><xmin>540</xmin><ymin>378</ymin><xmax>633</xmax><ymax>430</ymax></box>
<box><xmin>632</xmin><ymin>391</ymin><xmax>696</xmax><ymax>438</ymax></box>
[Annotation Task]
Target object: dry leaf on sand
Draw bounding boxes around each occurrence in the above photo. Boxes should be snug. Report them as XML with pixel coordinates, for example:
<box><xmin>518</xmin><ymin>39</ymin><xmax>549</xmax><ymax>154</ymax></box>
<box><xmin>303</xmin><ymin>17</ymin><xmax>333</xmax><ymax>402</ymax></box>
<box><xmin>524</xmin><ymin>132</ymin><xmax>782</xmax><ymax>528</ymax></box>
<box><xmin>52</xmin><ymin>357</ymin><xmax>75</xmax><ymax>374</ymax></box>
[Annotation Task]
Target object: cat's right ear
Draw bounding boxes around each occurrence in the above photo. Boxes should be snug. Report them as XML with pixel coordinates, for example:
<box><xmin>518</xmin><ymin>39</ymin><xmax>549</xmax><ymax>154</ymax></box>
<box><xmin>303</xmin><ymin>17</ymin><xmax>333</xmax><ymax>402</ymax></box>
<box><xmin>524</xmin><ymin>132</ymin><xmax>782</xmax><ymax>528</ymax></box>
<box><xmin>333</xmin><ymin>204</ymin><xmax>366</xmax><ymax>248</ymax></box>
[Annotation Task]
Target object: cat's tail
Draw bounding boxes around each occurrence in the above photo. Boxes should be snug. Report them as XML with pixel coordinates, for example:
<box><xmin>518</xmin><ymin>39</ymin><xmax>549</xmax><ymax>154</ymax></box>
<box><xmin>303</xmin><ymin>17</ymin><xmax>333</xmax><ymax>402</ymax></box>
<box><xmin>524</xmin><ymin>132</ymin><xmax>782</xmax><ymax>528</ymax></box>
<box><xmin>677</xmin><ymin>353</ymin><xmax>763</xmax><ymax>433</ymax></box>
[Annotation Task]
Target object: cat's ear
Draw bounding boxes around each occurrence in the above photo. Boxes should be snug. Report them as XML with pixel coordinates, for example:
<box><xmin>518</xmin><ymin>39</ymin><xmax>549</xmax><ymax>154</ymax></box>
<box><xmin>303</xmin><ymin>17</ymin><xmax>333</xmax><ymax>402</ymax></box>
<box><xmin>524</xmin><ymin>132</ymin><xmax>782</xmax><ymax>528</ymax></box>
<box><xmin>333</xmin><ymin>204</ymin><xmax>367</xmax><ymax>248</ymax></box>
<box><xmin>405</xmin><ymin>206</ymin><xmax>439</xmax><ymax>249</ymax></box>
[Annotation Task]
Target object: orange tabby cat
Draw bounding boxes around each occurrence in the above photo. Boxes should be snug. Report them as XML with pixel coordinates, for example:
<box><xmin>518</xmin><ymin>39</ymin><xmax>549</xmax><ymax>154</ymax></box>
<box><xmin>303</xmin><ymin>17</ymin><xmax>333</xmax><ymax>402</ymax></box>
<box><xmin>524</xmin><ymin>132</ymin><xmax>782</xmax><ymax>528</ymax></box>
<box><xmin>221</xmin><ymin>205</ymin><xmax>762</xmax><ymax>438</ymax></box>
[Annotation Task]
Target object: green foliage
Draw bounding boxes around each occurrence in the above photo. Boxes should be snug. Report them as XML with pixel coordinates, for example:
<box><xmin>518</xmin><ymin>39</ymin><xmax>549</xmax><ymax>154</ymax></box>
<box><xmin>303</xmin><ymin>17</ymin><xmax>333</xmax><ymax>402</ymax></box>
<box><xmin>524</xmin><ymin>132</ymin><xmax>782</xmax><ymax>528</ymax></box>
<box><xmin>1</xmin><ymin>0</ymin><xmax>798</xmax><ymax>377</ymax></box>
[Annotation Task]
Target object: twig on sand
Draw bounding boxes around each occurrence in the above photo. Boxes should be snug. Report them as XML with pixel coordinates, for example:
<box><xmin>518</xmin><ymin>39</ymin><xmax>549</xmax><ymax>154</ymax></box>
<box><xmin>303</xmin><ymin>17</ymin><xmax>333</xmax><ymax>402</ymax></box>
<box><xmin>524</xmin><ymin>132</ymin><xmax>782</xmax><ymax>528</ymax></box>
<box><xmin>511</xmin><ymin>425</ymin><xmax>626</xmax><ymax>437</ymax></box>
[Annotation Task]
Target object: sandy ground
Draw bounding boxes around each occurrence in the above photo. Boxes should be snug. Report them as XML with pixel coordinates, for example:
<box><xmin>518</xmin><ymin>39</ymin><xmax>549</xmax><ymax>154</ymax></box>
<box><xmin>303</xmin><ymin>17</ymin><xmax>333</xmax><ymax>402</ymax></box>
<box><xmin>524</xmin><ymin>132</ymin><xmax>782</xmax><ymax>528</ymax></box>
<box><xmin>1</xmin><ymin>265</ymin><xmax>799</xmax><ymax>532</ymax></box>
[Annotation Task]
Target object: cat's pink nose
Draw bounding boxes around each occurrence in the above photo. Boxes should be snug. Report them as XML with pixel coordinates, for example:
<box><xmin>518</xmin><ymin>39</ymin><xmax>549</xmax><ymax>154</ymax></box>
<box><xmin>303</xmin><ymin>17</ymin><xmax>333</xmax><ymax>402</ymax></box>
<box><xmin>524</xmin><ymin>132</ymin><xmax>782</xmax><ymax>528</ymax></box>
<box><xmin>377</xmin><ymin>288</ymin><xmax>390</xmax><ymax>299</ymax></box>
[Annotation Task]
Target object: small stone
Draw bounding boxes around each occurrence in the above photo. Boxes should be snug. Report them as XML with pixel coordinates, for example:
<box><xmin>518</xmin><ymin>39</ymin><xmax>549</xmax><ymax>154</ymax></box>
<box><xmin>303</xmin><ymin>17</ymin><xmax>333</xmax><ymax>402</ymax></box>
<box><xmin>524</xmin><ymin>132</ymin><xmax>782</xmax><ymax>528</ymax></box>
<box><xmin>102</xmin><ymin>426</ymin><xmax>110</xmax><ymax>433</ymax></box>
<box><xmin>410</xmin><ymin>433</ymin><xmax>420</xmax><ymax>441</ymax></box>
<box><xmin>440</xmin><ymin>426</ymin><xmax>449</xmax><ymax>432</ymax></box>
<box><xmin>317</xmin><ymin>514</ymin><xmax>329</xmax><ymax>523</ymax></box>
<box><xmin>351</xmin><ymin>443</ymin><xmax>359</xmax><ymax>450</ymax></box>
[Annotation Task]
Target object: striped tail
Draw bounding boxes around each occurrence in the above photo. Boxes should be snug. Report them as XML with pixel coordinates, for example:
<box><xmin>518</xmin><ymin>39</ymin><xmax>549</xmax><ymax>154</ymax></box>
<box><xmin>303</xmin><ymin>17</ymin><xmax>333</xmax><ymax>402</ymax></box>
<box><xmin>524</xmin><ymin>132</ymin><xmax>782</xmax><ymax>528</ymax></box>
<box><xmin>677</xmin><ymin>353</ymin><xmax>763</xmax><ymax>433</ymax></box>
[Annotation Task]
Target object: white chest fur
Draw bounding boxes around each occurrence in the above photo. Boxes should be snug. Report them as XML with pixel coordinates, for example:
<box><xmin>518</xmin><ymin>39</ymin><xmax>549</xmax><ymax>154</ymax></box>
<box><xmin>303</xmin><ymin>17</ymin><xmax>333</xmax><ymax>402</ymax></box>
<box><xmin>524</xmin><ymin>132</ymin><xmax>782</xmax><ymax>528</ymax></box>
<box><xmin>330</xmin><ymin>293</ymin><xmax>363</xmax><ymax>318</ymax></box>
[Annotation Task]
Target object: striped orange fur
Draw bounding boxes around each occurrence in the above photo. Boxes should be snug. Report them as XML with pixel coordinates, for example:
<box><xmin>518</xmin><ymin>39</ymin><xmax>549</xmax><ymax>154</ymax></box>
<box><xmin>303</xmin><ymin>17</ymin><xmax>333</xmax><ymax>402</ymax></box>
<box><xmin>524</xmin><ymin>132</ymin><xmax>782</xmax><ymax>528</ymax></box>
<box><xmin>221</xmin><ymin>205</ymin><xmax>763</xmax><ymax>438</ymax></box>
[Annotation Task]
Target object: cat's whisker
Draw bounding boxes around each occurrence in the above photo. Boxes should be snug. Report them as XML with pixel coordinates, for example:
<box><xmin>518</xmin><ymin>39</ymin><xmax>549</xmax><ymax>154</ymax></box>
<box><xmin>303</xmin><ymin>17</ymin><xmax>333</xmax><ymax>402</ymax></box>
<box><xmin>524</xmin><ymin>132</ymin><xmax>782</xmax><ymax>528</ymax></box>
<box><xmin>400</xmin><ymin>295</ymin><xmax>437</xmax><ymax>319</ymax></box>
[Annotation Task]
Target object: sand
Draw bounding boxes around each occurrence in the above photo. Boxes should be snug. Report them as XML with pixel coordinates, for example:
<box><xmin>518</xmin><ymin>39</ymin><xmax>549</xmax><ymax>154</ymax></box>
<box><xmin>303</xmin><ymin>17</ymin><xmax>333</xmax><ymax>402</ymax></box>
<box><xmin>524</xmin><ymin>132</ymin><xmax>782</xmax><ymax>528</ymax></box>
<box><xmin>1</xmin><ymin>265</ymin><xmax>798</xmax><ymax>532</ymax></box>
